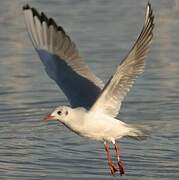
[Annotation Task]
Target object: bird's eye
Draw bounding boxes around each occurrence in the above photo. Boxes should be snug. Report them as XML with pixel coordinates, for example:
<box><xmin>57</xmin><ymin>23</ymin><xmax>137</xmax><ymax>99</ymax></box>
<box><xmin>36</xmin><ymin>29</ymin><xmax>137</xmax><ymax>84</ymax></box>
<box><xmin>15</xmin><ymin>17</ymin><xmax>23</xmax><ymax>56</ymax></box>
<box><xmin>65</xmin><ymin>111</ymin><xmax>68</xmax><ymax>116</ymax></box>
<box><xmin>57</xmin><ymin>111</ymin><xmax>62</xmax><ymax>115</ymax></box>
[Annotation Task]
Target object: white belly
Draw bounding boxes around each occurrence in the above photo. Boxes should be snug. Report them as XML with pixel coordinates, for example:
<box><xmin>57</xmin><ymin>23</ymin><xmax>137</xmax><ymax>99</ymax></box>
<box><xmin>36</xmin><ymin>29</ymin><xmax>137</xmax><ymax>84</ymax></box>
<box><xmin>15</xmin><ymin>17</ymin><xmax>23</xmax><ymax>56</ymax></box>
<box><xmin>71</xmin><ymin>113</ymin><xmax>130</xmax><ymax>141</ymax></box>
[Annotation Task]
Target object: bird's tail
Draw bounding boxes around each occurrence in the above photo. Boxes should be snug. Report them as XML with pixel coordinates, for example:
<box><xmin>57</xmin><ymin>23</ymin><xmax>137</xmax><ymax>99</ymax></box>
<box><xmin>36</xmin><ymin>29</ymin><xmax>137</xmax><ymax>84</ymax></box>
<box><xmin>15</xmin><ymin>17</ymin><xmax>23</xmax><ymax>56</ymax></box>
<box><xmin>126</xmin><ymin>124</ymin><xmax>151</xmax><ymax>140</ymax></box>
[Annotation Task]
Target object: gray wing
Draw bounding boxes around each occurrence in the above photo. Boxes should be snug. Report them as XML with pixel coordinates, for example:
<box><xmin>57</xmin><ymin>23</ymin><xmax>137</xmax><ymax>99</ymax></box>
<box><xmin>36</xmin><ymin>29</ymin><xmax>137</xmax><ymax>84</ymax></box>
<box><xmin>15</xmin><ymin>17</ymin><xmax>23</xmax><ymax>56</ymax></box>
<box><xmin>23</xmin><ymin>5</ymin><xmax>104</xmax><ymax>108</ymax></box>
<box><xmin>90</xmin><ymin>3</ymin><xmax>154</xmax><ymax>117</ymax></box>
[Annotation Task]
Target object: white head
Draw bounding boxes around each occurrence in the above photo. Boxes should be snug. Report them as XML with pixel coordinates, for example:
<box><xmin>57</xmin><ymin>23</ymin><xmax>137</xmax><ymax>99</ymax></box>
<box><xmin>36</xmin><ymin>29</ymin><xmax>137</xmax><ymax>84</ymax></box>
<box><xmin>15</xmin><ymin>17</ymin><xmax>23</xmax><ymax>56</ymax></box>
<box><xmin>44</xmin><ymin>106</ymin><xmax>71</xmax><ymax>123</ymax></box>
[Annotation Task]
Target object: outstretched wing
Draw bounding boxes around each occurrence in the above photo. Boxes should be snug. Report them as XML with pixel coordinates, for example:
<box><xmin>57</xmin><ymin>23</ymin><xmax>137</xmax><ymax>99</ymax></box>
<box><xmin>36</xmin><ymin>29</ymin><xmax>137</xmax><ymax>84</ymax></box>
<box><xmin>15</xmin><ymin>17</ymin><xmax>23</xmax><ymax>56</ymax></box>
<box><xmin>23</xmin><ymin>5</ymin><xmax>104</xmax><ymax>108</ymax></box>
<box><xmin>90</xmin><ymin>3</ymin><xmax>154</xmax><ymax>117</ymax></box>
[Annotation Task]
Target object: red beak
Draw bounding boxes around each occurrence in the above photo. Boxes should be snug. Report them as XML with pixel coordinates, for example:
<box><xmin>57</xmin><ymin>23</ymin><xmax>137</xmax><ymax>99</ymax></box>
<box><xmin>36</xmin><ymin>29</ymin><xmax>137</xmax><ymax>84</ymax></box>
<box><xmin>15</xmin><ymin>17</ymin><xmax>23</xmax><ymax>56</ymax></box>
<box><xmin>44</xmin><ymin>113</ymin><xmax>56</xmax><ymax>121</ymax></box>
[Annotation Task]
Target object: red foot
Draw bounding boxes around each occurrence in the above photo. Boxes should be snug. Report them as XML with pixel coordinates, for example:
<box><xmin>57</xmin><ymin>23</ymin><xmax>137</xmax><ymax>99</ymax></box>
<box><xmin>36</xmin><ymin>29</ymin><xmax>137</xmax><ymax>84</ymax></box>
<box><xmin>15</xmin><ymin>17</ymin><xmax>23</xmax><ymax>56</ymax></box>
<box><xmin>118</xmin><ymin>160</ymin><xmax>125</xmax><ymax>176</ymax></box>
<box><xmin>109</xmin><ymin>163</ymin><xmax>118</xmax><ymax>176</ymax></box>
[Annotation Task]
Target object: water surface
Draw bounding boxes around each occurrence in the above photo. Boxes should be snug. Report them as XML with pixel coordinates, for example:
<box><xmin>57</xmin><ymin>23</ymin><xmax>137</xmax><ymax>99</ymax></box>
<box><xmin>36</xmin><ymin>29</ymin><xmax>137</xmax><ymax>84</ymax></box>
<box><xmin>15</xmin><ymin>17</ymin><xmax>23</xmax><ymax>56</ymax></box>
<box><xmin>0</xmin><ymin>0</ymin><xmax>179</xmax><ymax>179</ymax></box>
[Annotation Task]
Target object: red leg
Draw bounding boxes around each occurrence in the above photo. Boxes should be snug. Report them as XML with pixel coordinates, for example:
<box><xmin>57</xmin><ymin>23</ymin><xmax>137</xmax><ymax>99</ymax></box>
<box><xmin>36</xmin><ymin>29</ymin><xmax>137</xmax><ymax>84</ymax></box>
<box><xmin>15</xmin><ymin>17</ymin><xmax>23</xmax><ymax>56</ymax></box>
<box><xmin>114</xmin><ymin>143</ymin><xmax>125</xmax><ymax>176</ymax></box>
<box><xmin>104</xmin><ymin>143</ymin><xmax>118</xmax><ymax>176</ymax></box>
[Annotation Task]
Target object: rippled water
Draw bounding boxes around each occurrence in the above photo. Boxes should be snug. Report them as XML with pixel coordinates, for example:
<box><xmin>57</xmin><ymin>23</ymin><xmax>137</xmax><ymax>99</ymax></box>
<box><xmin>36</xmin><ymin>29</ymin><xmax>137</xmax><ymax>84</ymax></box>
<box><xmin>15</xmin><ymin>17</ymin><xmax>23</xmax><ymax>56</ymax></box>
<box><xmin>0</xmin><ymin>0</ymin><xmax>179</xmax><ymax>179</ymax></box>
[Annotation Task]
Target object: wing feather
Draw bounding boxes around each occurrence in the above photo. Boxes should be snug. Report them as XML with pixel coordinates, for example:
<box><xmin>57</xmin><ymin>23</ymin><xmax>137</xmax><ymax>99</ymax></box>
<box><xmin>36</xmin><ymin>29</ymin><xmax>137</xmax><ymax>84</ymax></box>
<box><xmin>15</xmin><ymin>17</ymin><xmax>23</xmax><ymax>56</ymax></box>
<box><xmin>23</xmin><ymin>5</ymin><xmax>104</xmax><ymax>108</ymax></box>
<box><xmin>90</xmin><ymin>2</ymin><xmax>154</xmax><ymax>117</ymax></box>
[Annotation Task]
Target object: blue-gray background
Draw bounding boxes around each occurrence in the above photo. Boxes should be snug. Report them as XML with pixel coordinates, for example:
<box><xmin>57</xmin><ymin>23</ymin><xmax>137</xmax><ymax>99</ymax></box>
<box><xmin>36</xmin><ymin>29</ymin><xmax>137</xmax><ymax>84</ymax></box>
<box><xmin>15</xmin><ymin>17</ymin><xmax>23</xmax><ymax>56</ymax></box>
<box><xmin>0</xmin><ymin>0</ymin><xmax>178</xmax><ymax>179</ymax></box>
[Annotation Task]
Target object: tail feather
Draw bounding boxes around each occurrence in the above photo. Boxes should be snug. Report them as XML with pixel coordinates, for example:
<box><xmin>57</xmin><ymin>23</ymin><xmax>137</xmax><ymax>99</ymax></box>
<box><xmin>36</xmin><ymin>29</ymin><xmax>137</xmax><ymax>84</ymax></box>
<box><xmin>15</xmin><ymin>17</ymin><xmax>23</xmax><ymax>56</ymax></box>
<box><xmin>126</xmin><ymin>125</ymin><xmax>151</xmax><ymax>140</ymax></box>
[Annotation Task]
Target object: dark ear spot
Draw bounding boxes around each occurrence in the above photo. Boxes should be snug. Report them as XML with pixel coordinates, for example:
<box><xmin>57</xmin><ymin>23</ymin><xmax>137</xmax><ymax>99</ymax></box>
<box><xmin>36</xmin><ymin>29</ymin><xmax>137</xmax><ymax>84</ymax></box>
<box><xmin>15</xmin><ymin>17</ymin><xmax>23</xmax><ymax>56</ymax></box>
<box><xmin>65</xmin><ymin>111</ymin><xmax>68</xmax><ymax>116</ymax></box>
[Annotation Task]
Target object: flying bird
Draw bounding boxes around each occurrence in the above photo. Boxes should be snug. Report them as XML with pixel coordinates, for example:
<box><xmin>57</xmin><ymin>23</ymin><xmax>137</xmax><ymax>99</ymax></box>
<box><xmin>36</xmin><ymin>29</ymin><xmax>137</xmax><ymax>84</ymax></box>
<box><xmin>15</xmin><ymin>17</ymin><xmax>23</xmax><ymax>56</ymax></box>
<box><xmin>23</xmin><ymin>2</ymin><xmax>154</xmax><ymax>176</ymax></box>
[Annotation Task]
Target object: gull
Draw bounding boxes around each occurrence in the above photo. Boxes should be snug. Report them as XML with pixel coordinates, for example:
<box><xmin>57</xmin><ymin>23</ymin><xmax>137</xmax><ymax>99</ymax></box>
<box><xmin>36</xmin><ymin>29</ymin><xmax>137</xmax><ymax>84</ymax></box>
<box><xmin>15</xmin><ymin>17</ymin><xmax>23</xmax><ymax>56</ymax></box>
<box><xmin>23</xmin><ymin>2</ymin><xmax>154</xmax><ymax>176</ymax></box>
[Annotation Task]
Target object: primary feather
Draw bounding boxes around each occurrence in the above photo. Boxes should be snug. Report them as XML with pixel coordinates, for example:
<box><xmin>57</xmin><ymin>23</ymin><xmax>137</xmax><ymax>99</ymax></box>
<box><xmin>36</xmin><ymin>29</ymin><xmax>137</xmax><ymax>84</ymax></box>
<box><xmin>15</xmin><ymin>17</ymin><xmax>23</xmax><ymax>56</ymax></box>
<box><xmin>90</xmin><ymin>3</ymin><xmax>154</xmax><ymax>118</ymax></box>
<box><xmin>23</xmin><ymin>5</ymin><xmax>104</xmax><ymax>108</ymax></box>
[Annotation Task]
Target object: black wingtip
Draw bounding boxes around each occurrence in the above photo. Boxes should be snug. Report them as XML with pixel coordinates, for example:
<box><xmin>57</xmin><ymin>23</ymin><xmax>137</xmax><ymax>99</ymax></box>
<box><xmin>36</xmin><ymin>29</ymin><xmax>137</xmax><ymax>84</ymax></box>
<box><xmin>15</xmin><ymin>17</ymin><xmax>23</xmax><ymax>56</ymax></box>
<box><xmin>41</xmin><ymin>12</ymin><xmax>48</xmax><ymax>23</ymax></box>
<box><xmin>22</xmin><ymin>4</ymin><xmax>66</xmax><ymax>33</ymax></box>
<box><xmin>147</xmin><ymin>1</ymin><xmax>151</xmax><ymax>7</ymax></box>
<box><xmin>48</xmin><ymin>18</ymin><xmax>58</xmax><ymax>29</ymax></box>
<box><xmin>145</xmin><ymin>1</ymin><xmax>154</xmax><ymax>25</ymax></box>
<box><xmin>146</xmin><ymin>1</ymin><xmax>152</xmax><ymax>16</ymax></box>
<box><xmin>147</xmin><ymin>1</ymin><xmax>152</xmax><ymax>13</ymax></box>
<box><xmin>23</xmin><ymin>4</ymin><xmax>30</xmax><ymax>10</ymax></box>
<box><xmin>31</xmin><ymin>7</ymin><xmax>41</xmax><ymax>19</ymax></box>
<box><xmin>57</xmin><ymin>26</ymin><xmax>65</xmax><ymax>34</ymax></box>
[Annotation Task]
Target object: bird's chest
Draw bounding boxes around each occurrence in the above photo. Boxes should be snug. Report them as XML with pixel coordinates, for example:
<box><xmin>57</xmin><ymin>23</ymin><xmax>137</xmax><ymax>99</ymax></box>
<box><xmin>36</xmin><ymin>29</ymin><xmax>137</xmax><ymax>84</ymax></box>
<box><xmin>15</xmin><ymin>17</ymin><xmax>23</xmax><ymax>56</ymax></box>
<box><xmin>64</xmin><ymin>114</ymin><xmax>116</xmax><ymax>141</ymax></box>
<box><xmin>78</xmin><ymin>118</ymin><xmax>115</xmax><ymax>140</ymax></box>
<box><xmin>64</xmin><ymin>118</ymin><xmax>102</xmax><ymax>140</ymax></box>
